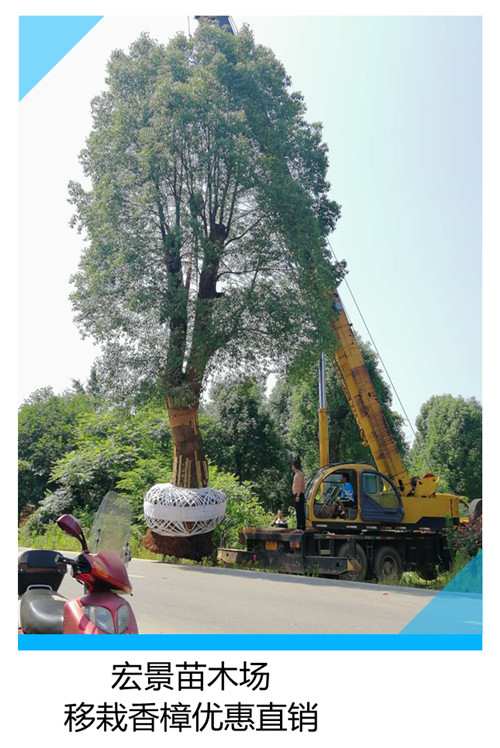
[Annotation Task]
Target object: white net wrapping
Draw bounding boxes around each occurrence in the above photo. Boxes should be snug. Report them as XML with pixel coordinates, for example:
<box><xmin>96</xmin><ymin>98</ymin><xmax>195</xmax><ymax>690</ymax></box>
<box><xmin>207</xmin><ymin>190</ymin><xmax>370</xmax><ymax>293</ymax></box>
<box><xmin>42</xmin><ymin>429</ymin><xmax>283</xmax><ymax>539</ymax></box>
<box><xmin>144</xmin><ymin>483</ymin><xmax>227</xmax><ymax>537</ymax></box>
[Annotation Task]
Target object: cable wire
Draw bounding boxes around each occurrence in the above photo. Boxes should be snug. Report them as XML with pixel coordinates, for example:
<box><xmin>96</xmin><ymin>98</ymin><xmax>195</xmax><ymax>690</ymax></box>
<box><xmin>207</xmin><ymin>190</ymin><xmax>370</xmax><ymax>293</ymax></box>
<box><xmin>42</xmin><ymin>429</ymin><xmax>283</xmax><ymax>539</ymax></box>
<box><xmin>328</xmin><ymin>239</ymin><xmax>417</xmax><ymax>438</ymax></box>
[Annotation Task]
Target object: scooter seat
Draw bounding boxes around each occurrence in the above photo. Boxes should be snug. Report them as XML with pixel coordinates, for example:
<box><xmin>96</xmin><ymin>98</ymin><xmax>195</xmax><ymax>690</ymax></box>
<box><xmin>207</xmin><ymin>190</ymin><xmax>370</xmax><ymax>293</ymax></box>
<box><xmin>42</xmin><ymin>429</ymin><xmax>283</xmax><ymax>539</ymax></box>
<box><xmin>20</xmin><ymin>587</ymin><xmax>66</xmax><ymax>634</ymax></box>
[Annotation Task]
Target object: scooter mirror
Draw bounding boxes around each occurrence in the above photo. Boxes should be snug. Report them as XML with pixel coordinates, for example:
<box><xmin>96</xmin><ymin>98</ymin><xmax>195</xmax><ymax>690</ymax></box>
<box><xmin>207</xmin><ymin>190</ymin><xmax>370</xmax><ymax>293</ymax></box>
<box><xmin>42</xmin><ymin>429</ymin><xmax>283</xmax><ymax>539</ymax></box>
<box><xmin>57</xmin><ymin>514</ymin><xmax>88</xmax><ymax>550</ymax></box>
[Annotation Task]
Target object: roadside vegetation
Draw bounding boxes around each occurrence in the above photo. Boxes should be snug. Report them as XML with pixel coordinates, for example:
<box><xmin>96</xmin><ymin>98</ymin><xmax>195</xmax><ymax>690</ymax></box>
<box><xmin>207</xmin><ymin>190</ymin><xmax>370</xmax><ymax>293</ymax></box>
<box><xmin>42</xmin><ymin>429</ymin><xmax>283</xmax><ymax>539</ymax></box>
<box><xmin>19</xmin><ymin>376</ymin><xmax>481</xmax><ymax>588</ymax></box>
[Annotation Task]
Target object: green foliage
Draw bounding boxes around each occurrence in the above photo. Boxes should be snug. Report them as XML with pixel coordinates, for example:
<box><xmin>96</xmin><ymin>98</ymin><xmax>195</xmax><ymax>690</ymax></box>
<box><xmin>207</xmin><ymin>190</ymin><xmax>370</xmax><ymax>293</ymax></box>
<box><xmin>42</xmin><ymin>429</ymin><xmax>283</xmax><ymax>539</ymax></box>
<box><xmin>22</xmin><ymin>488</ymin><xmax>73</xmax><ymax>534</ymax></box>
<box><xmin>21</xmin><ymin>339</ymin><xmax>409</xmax><ymax>540</ymax></box>
<box><xmin>116</xmin><ymin>457</ymin><xmax>171</xmax><ymax>518</ymax></box>
<box><xmin>21</xmin><ymin>400</ymin><xmax>171</xmax><ymax>531</ymax></box>
<box><xmin>202</xmin><ymin>377</ymin><xmax>289</xmax><ymax>510</ymax></box>
<box><xmin>18</xmin><ymin>387</ymin><xmax>94</xmax><ymax>512</ymax></box>
<box><xmin>49</xmin><ymin>403</ymin><xmax>172</xmax><ymax>517</ymax></box>
<box><xmin>409</xmin><ymin>395</ymin><xmax>482</xmax><ymax>499</ymax></box>
<box><xmin>19</xmin><ymin>460</ymin><xmax>273</xmax><ymax>559</ymax></box>
<box><xmin>18</xmin><ymin>378</ymin><xmax>481</xmax><ymax>576</ymax></box>
<box><xmin>444</xmin><ymin>518</ymin><xmax>482</xmax><ymax>560</ymax></box>
<box><xmin>68</xmin><ymin>25</ymin><xmax>344</xmax><ymax>405</ymax></box>
<box><xmin>19</xmin><ymin>389</ymin><xmax>275</xmax><ymax>550</ymax></box>
<box><xmin>208</xmin><ymin>467</ymin><xmax>274</xmax><ymax>549</ymax></box>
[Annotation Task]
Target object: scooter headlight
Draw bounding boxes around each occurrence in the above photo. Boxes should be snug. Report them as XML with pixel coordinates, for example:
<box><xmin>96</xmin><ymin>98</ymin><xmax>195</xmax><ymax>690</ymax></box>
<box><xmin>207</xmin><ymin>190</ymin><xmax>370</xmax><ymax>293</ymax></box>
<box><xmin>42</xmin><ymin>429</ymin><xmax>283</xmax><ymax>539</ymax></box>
<box><xmin>116</xmin><ymin>604</ymin><xmax>130</xmax><ymax>633</ymax></box>
<box><xmin>84</xmin><ymin>605</ymin><xmax>115</xmax><ymax>634</ymax></box>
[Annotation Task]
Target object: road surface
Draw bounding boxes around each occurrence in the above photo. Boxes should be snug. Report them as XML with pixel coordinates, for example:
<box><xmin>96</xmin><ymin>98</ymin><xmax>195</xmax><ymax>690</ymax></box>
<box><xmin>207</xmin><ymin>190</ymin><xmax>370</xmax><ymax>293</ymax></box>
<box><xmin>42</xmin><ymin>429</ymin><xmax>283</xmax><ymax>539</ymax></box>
<box><xmin>55</xmin><ymin>557</ymin><xmax>435</xmax><ymax>634</ymax></box>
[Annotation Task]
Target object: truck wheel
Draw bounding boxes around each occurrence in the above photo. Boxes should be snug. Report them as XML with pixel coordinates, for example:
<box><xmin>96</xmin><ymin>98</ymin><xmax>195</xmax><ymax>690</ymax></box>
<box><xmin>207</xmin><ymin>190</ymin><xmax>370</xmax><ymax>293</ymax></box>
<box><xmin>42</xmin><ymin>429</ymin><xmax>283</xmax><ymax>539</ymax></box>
<box><xmin>416</xmin><ymin>563</ymin><xmax>438</xmax><ymax>581</ymax></box>
<box><xmin>338</xmin><ymin>542</ymin><xmax>368</xmax><ymax>581</ymax></box>
<box><xmin>374</xmin><ymin>546</ymin><xmax>403</xmax><ymax>583</ymax></box>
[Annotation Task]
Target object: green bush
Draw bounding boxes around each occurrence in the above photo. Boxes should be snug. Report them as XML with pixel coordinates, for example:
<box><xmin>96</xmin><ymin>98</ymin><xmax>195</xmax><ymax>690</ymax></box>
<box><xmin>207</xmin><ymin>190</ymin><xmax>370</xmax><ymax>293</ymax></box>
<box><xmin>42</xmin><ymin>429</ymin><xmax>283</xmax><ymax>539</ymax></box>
<box><xmin>23</xmin><ymin>488</ymin><xmax>73</xmax><ymax>534</ymax></box>
<box><xmin>445</xmin><ymin>518</ymin><xmax>482</xmax><ymax>560</ymax></box>
<box><xmin>207</xmin><ymin>466</ymin><xmax>274</xmax><ymax>549</ymax></box>
<box><xmin>41</xmin><ymin>404</ymin><xmax>173</xmax><ymax>519</ymax></box>
<box><xmin>19</xmin><ymin>462</ymin><xmax>274</xmax><ymax>559</ymax></box>
<box><xmin>116</xmin><ymin>457</ymin><xmax>171</xmax><ymax>519</ymax></box>
<box><xmin>18</xmin><ymin>388</ymin><xmax>94</xmax><ymax>512</ymax></box>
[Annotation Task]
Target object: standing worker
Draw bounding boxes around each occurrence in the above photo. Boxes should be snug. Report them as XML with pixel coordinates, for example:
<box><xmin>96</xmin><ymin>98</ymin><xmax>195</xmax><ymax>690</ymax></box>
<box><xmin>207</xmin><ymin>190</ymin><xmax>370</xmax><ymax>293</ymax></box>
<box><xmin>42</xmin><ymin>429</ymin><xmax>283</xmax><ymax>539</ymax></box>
<box><xmin>292</xmin><ymin>457</ymin><xmax>306</xmax><ymax>530</ymax></box>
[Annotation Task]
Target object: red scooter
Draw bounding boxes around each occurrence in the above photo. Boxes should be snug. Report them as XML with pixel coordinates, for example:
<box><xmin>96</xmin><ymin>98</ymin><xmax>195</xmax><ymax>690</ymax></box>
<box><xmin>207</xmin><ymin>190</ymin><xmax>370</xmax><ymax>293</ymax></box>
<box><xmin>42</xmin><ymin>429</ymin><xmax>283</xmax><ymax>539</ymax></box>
<box><xmin>18</xmin><ymin>492</ymin><xmax>138</xmax><ymax>634</ymax></box>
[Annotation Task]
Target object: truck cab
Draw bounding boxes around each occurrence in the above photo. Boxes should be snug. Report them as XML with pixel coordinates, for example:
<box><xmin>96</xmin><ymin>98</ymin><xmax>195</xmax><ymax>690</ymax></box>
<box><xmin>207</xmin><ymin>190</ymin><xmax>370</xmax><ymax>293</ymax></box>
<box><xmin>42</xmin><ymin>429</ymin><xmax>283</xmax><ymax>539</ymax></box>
<box><xmin>307</xmin><ymin>463</ymin><xmax>404</xmax><ymax>527</ymax></box>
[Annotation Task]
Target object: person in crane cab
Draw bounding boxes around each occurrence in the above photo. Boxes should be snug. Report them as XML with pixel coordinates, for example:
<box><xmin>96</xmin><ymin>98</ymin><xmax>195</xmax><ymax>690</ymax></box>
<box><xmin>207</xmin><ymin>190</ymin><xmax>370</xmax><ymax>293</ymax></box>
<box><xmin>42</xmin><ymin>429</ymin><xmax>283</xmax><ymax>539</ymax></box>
<box><xmin>339</xmin><ymin>474</ymin><xmax>355</xmax><ymax>505</ymax></box>
<box><xmin>328</xmin><ymin>474</ymin><xmax>355</xmax><ymax>519</ymax></box>
<box><xmin>291</xmin><ymin>457</ymin><xmax>306</xmax><ymax>530</ymax></box>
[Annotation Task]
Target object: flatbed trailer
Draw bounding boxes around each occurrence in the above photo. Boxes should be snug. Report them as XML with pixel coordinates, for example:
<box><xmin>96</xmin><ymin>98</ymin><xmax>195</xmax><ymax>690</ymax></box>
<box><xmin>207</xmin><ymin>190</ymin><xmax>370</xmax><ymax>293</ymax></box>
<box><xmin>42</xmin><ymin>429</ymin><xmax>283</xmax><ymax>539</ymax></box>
<box><xmin>217</xmin><ymin>522</ymin><xmax>452</xmax><ymax>582</ymax></box>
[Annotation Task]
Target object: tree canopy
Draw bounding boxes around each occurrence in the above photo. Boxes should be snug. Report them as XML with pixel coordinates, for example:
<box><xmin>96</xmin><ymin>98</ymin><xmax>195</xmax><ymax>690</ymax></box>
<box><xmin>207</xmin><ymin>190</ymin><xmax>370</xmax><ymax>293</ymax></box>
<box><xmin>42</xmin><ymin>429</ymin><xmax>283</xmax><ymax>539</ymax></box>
<box><xmin>409</xmin><ymin>394</ymin><xmax>482</xmax><ymax>499</ymax></box>
<box><xmin>69</xmin><ymin>24</ymin><xmax>343</xmax><ymax>407</ymax></box>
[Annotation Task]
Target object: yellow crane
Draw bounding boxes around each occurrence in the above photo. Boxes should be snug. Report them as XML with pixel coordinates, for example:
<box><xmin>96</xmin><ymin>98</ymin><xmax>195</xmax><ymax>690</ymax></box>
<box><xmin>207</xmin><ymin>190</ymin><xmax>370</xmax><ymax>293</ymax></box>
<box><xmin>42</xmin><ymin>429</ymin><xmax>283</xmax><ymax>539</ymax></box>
<box><xmin>219</xmin><ymin>288</ymin><xmax>466</xmax><ymax>582</ymax></box>
<box><xmin>308</xmin><ymin>291</ymin><xmax>462</xmax><ymax>530</ymax></box>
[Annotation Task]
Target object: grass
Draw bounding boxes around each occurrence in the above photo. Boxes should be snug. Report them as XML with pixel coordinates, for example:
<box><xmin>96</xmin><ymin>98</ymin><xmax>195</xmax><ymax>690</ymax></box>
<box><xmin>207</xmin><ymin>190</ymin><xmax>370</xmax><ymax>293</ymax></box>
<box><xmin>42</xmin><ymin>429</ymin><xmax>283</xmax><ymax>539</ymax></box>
<box><xmin>18</xmin><ymin>524</ymin><xmax>221</xmax><ymax>565</ymax></box>
<box><xmin>397</xmin><ymin>572</ymin><xmax>448</xmax><ymax>590</ymax></box>
<box><xmin>18</xmin><ymin>524</ymin><xmax>82</xmax><ymax>553</ymax></box>
<box><xmin>18</xmin><ymin>523</ymin><xmax>159</xmax><ymax>560</ymax></box>
<box><xmin>395</xmin><ymin>554</ymin><xmax>472</xmax><ymax>590</ymax></box>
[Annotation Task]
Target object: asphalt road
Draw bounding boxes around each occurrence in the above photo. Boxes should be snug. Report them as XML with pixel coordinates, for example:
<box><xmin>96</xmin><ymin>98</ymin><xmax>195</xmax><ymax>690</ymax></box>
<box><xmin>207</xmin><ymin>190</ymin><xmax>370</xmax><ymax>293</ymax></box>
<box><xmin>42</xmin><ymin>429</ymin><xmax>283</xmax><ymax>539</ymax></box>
<box><xmin>55</xmin><ymin>557</ymin><xmax>435</xmax><ymax>634</ymax></box>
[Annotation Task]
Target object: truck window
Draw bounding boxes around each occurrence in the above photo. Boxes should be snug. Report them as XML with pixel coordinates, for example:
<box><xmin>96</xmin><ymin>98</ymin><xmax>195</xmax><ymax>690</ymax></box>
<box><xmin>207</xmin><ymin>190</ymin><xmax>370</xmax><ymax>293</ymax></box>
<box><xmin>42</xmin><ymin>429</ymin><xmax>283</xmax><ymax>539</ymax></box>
<box><xmin>320</xmin><ymin>474</ymin><xmax>343</xmax><ymax>504</ymax></box>
<box><xmin>314</xmin><ymin>471</ymin><xmax>357</xmax><ymax>519</ymax></box>
<box><xmin>361</xmin><ymin>472</ymin><xmax>399</xmax><ymax>509</ymax></box>
<box><xmin>313</xmin><ymin>473</ymin><xmax>341</xmax><ymax>519</ymax></box>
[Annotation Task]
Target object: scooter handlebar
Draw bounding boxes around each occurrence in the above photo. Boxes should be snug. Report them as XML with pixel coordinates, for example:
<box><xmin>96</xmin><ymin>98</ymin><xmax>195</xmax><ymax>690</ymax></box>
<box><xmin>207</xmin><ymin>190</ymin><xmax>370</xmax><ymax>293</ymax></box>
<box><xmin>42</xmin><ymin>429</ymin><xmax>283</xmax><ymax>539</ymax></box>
<box><xmin>54</xmin><ymin>553</ymin><xmax>91</xmax><ymax>574</ymax></box>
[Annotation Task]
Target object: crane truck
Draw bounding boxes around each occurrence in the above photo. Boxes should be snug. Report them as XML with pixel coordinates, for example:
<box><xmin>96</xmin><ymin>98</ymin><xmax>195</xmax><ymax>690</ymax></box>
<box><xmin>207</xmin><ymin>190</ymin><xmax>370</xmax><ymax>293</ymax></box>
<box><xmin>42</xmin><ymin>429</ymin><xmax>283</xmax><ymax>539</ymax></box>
<box><xmin>218</xmin><ymin>290</ymin><xmax>468</xmax><ymax>583</ymax></box>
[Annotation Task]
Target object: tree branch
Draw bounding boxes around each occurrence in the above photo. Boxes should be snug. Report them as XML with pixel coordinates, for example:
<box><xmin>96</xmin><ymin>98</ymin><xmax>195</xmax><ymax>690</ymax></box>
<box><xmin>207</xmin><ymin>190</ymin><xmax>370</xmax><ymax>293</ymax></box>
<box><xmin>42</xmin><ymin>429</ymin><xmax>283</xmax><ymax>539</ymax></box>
<box><xmin>224</xmin><ymin>216</ymin><xmax>264</xmax><ymax>246</ymax></box>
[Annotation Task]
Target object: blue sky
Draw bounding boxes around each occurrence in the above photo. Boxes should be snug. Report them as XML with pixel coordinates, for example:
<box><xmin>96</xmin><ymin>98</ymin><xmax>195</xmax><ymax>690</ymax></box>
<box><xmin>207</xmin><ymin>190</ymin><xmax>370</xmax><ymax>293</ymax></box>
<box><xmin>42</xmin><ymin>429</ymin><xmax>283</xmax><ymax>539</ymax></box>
<box><xmin>19</xmin><ymin>16</ymin><xmax>481</xmax><ymax>439</ymax></box>
<box><xmin>241</xmin><ymin>16</ymin><xmax>482</xmax><ymax>434</ymax></box>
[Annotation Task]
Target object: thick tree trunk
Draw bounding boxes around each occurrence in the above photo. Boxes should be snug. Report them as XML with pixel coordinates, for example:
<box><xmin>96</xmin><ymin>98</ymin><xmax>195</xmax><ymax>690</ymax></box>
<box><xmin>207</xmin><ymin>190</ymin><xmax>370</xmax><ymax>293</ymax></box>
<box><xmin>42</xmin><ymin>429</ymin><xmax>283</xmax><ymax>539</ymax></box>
<box><xmin>143</xmin><ymin>401</ymin><xmax>215</xmax><ymax>560</ymax></box>
<box><xmin>168</xmin><ymin>406</ymin><xmax>209</xmax><ymax>488</ymax></box>
<box><xmin>144</xmin><ymin>232</ymin><xmax>225</xmax><ymax>561</ymax></box>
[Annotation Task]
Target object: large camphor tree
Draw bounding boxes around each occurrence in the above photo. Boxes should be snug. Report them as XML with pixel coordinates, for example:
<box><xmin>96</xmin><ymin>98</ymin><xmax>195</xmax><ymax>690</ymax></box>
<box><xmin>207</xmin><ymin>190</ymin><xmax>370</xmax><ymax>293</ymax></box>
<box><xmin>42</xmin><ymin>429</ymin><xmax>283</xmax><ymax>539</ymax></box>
<box><xmin>69</xmin><ymin>24</ymin><xmax>343</xmax><ymax>557</ymax></box>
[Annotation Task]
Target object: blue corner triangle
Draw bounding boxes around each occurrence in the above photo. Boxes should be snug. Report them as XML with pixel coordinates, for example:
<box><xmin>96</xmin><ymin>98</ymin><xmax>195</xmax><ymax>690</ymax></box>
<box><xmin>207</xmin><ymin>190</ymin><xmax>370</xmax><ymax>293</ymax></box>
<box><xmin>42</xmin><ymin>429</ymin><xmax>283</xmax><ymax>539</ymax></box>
<box><xmin>19</xmin><ymin>16</ymin><xmax>103</xmax><ymax>100</ymax></box>
<box><xmin>401</xmin><ymin>552</ymin><xmax>482</xmax><ymax>636</ymax></box>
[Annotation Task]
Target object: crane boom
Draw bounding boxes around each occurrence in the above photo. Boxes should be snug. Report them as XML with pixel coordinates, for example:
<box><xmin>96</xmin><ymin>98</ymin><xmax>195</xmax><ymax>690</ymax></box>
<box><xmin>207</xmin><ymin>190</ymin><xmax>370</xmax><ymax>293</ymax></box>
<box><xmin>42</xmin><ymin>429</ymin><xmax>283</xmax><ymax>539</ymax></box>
<box><xmin>330</xmin><ymin>291</ymin><xmax>439</xmax><ymax>498</ymax></box>
<box><xmin>318</xmin><ymin>353</ymin><xmax>330</xmax><ymax>468</ymax></box>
